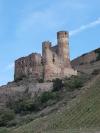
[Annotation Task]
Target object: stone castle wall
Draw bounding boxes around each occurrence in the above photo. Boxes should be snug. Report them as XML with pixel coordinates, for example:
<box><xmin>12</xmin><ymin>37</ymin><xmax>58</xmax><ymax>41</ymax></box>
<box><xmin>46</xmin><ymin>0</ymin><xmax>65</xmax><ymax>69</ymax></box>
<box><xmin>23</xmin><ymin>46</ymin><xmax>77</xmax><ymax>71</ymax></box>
<box><xmin>71</xmin><ymin>48</ymin><xmax>100</xmax><ymax>74</ymax></box>
<box><xmin>15</xmin><ymin>53</ymin><xmax>43</xmax><ymax>80</ymax></box>
<box><xmin>15</xmin><ymin>31</ymin><xmax>77</xmax><ymax>81</ymax></box>
<box><xmin>71</xmin><ymin>51</ymin><xmax>97</xmax><ymax>68</ymax></box>
<box><xmin>71</xmin><ymin>49</ymin><xmax>100</xmax><ymax>74</ymax></box>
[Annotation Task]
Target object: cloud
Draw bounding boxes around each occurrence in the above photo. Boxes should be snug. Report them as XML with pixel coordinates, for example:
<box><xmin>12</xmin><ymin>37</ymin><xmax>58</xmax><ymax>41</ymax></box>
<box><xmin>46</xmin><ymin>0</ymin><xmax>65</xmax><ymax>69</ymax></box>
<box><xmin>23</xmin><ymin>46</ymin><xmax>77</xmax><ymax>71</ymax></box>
<box><xmin>16</xmin><ymin>9</ymin><xmax>61</xmax><ymax>36</ymax></box>
<box><xmin>69</xmin><ymin>17</ymin><xmax>100</xmax><ymax>36</ymax></box>
<box><xmin>16</xmin><ymin>0</ymin><xmax>86</xmax><ymax>37</ymax></box>
<box><xmin>58</xmin><ymin>0</ymin><xmax>86</xmax><ymax>9</ymax></box>
<box><xmin>5</xmin><ymin>63</ymin><xmax>14</xmax><ymax>71</ymax></box>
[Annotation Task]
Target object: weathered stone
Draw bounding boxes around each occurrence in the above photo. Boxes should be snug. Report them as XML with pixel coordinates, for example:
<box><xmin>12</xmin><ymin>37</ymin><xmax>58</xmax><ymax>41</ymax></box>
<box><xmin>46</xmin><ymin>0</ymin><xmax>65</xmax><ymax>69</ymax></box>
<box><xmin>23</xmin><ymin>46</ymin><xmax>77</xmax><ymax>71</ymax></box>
<box><xmin>71</xmin><ymin>50</ymin><xmax>98</xmax><ymax>67</ymax></box>
<box><xmin>71</xmin><ymin>49</ymin><xmax>100</xmax><ymax>74</ymax></box>
<box><xmin>14</xmin><ymin>31</ymin><xmax>77</xmax><ymax>81</ymax></box>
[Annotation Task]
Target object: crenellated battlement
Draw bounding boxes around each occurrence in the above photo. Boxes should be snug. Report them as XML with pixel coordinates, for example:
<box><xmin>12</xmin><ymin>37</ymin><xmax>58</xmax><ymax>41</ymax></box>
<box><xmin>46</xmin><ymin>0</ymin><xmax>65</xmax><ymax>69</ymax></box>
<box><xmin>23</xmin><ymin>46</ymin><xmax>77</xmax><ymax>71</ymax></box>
<box><xmin>57</xmin><ymin>31</ymin><xmax>69</xmax><ymax>39</ymax></box>
<box><xmin>42</xmin><ymin>41</ymin><xmax>52</xmax><ymax>49</ymax></box>
<box><xmin>14</xmin><ymin>31</ymin><xmax>77</xmax><ymax>81</ymax></box>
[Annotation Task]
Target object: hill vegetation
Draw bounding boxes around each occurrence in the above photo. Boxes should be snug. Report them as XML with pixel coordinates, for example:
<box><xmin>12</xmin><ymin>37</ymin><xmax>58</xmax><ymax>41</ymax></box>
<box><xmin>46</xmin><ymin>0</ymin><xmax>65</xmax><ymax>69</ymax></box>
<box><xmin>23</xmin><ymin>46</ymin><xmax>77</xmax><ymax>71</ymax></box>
<box><xmin>0</xmin><ymin>68</ymin><xmax>100</xmax><ymax>133</ymax></box>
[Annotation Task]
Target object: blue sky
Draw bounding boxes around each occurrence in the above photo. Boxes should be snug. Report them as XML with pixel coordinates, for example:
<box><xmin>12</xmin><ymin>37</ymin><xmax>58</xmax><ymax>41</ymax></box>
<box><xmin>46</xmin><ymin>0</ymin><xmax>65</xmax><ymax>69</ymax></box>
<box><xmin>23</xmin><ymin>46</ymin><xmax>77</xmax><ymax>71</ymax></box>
<box><xmin>0</xmin><ymin>0</ymin><xmax>100</xmax><ymax>85</ymax></box>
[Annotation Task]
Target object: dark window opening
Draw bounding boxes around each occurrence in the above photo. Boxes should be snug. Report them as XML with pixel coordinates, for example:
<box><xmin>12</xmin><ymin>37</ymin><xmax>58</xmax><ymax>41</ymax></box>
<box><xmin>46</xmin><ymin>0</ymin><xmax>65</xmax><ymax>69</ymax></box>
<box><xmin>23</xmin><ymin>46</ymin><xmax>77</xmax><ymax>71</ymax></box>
<box><xmin>53</xmin><ymin>58</ymin><xmax>55</xmax><ymax>63</ymax></box>
<box><xmin>53</xmin><ymin>54</ymin><xmax>55</xmax><ymax>63</ymax></box>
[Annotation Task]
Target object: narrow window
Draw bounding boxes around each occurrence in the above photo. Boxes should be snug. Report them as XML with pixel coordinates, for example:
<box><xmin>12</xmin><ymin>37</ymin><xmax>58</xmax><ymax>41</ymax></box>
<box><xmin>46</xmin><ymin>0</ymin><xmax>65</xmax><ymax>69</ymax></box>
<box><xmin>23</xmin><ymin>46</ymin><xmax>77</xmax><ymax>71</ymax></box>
<box><xmin>53</xmin><ymin>54</ymin><xmax>55</xmax><ymax>63</ymax></box>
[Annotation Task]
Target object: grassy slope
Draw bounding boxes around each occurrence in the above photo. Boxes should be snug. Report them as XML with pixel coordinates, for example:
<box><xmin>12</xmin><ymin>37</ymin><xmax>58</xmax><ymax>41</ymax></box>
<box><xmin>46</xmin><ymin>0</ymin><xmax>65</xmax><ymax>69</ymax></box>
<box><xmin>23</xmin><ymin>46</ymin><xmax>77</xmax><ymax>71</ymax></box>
<box><xmin>6</xmin><ymin>74</ymin><xmax>100</xmax><ymax>133</ymax></box>
<box><xmin>0</xmin><ymin>75</ymin><xmax>100</xmax><ymax>133</ymax></box>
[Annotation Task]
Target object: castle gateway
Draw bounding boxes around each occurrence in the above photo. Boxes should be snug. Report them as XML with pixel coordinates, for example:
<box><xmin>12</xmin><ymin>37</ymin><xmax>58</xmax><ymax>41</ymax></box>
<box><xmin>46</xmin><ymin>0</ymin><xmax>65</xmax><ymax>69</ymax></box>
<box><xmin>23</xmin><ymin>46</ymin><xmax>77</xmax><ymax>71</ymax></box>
<box><xmin>14</xmin><ymin>31</ymin><xmax>77</xmax><ymax>81</ymax></box>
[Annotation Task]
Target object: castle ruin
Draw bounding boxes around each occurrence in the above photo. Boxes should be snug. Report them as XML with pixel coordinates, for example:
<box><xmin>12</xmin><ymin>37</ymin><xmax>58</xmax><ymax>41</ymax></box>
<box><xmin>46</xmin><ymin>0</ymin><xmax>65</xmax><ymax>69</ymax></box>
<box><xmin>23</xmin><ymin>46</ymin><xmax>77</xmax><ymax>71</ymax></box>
<box><xmin>14</xmin><ymin>31</ymin><xmax>77</xmax><ymax>81</ymax></box>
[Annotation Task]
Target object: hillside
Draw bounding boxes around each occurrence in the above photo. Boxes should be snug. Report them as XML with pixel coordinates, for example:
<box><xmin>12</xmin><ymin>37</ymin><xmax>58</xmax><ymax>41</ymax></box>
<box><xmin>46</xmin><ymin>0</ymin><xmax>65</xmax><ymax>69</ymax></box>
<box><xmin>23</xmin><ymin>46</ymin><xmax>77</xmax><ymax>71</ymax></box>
<box><xmin>0</xmin><ymin>72</ymin><xmax>100</xmax><ymax>133</ymax></box>
<box><xmin>0</xmin><ymin>48</ymin><xmax>100</xmax><ymax>133</ymax></box>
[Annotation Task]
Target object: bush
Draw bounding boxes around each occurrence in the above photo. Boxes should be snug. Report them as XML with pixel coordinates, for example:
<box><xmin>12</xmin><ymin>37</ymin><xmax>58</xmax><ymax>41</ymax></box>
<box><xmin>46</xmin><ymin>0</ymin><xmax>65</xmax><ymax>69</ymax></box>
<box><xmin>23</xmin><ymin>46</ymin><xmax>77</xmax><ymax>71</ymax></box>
<box><xmin>15</xmin><ymin>99</ymin><xmax>34</xmax><ymax>113</ymax></box>
<box><xmin>39</xmin><ymin>91</ymin><xmax>58</xmax><ymax>103</ymax></box>
<box><xmin>52</xmin><ymin>78</ymin><xmax>63</xmax><ymax>92</ymax></box>
<box><xmin>8</xmin><ymin>98</ymin><xmax>40</xmax><ymax>114</ymax></box>
<box><xmin>64</xmin><ymin>76</ymin><xmax>84</xmax><ymax>91</ymax></box>
<box><xmin>95</xmin><ymin>48</ymin><xmax>100</xmax><ymax>61</ymax></box>
<box><xmin>38</xmin><ymin>78</ymin><xmax>44</xmax><ymax>83</ymax></box>
<box><xmin>6</xmin><ymin>84</ymin><xmax>61</xmax><ymax>115</ymax></box>
<box><xmin>7</xmin><ymin>91</ymin><xmax>59</xmax><ymax>114</ymax></box>
<box><xmin>96</xmin><ymin>54</ymin><xmax>100</xmax><ymax>61</ymax></box>
<box><xmin>0</xmin><ymin>128</ymin><xmax>9</xmax><ymax>133</ymax></box>
<box><xmin>92</xmin><ymin>69</ymin><xmax>100</xmax><ymax>75</ymax></box>
<box><xmin>0</xmin><ymin>108</ymin><xmax>15</xmax><ymax>127</ymax></box>
<box><xmin>7</xmin><ymin>113</ymin><xmax>36</xmax><ymax>127</ymax></box>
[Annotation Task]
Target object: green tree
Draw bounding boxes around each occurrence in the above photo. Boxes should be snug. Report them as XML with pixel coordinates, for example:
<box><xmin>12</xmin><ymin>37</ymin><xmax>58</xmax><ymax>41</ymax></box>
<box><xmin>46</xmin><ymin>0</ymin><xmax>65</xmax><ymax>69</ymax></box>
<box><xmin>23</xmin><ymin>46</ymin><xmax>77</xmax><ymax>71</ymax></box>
<box><xmin>0</xmin><ymin>108</ymin><xmax>15</xmax><ymax>127</ymax></box>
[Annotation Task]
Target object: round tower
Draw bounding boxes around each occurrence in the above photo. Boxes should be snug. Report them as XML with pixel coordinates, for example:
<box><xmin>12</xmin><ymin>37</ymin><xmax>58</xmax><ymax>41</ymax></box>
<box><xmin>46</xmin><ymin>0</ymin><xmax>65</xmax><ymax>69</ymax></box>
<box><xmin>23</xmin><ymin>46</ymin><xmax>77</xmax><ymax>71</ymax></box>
<box><xmin>42</xmin><ymin>41</ymin><xmax>52</xmax><ymax>65</ymax></box>
<box><xmin>57</xmin><ymin>31</ymin><xmax>71</xmax><ymax>67</ymax></box>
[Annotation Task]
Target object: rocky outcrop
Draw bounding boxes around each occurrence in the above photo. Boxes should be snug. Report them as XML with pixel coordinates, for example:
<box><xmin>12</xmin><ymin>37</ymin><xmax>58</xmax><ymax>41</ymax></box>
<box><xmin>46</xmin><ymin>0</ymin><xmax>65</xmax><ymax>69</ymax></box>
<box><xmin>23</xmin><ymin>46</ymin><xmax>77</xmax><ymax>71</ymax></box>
<box><xmin>0</xmin><ymin>78</ymin><xmax>53</xmax><ymax>106</ymax></box>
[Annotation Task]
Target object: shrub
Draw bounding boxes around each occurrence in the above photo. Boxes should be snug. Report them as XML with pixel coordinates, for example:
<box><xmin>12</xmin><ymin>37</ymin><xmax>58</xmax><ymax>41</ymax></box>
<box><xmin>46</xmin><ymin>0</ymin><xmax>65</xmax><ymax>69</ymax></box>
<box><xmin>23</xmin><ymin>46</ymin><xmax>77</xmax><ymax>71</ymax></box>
<box><xmin>0</xmin><ymin>128</ymin><xmax>9</xmax><ymax>133</ymax></box>
<box><xmin>96</xmin><ymin>53</ymin><xmax>100</xmax><ymax>61</ymax></box>
<box><xmin>15</xmin><ymin>99</ymin><xmax>34</xmax><ymax>113</ymax></box>
<box><xmin>95</xmin><ymin>48</ymin><xmax>100</xmax><ymax>53</ymax></box>
<box><xmin>38</xmin><ymin>78</ymin><xmax>44</xmax><ymax>83</ymax></box>
<box><xmin>52</xmin><ymin>78</ymin><xmax>63</xmax><ymax>92</ymax></box>
<box><xmin>64</xmin><ymin>76</ymin><xmax>84</xmax><ymax>91</ymax></box>
<box><xmin>6</xmin><ymin>91</ymin><xmax>59</xmax><ymax>114</ymax></box>
<box><xmin>8</xmin><ymin>98</ymin><xmax>40</xmax><ymax>114</ymax></box>
<box><xmin>39</xmin><ymin>91</ymin><xmax>58</xmax><ymax>103</ymax></box>
<box><xmin>95</xmin><ymin>48</ymin><xmax>100</xmax><ymax>61</ymax></box>
<box><xmin>0</xmin><ymin>108</ymin><xmax>15</xmax><ymax>127</ymax></box>
<box><xmin>6</xmin><ymin>86</ymin><xmax>61</xmax><ymax>115</ymax></box>
<box><xmin>7</xmin><ymin>113</ymin><xmax>37</xmax><ymax>127</ymax></box>
<box><xmin>92</xmin><ymin>69</ymin><xmax>100</xmax><ymax>75</ymax></box>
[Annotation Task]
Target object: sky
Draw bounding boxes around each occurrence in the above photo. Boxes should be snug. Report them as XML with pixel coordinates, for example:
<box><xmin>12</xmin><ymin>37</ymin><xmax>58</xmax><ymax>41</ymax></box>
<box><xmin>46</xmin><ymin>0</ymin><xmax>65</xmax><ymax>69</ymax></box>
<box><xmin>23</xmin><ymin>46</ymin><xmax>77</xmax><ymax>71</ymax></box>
<box><xmin>0</xmin><ymin>0</ymin><xmax>100</xmax><ymax>85</ymax></box>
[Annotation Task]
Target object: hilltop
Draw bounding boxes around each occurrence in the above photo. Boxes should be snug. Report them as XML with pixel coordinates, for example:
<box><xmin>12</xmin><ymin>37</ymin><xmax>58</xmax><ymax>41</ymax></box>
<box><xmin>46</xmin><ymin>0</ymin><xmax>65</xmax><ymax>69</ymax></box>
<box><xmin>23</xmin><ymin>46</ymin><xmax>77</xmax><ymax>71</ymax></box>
<box><xmin>7</xmin><ymin>71</ymin><xmax>100</xmax><ymax>133</ymax></box>
<box><xmin>0</xmin><ymin>48</ymin><xmax>100</xmax><ymax>133</ymax></box>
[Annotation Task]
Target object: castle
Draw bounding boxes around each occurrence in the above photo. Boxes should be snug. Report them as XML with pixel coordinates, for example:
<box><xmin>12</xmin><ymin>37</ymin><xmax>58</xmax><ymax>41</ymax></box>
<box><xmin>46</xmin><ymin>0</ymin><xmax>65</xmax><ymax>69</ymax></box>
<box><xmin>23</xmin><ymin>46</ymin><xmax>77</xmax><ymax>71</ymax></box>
<box><xmin>14</xmin><ymin>31</ymin><xmax>77</xmax><ymax>81</ymax></box>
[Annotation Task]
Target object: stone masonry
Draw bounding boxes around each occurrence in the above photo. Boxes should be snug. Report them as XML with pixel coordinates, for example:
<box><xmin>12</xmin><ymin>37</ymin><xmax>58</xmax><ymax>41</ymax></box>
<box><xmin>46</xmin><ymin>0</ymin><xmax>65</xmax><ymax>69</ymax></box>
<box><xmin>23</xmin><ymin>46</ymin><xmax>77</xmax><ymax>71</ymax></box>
<box><xmin>71</xmin><ymin>50</ymin><xmax>98</xmax><ymax>67</ymax></box>
<box><xmin>14</xmin><ymin>31</ymin><xmax>77</xmax><ymax>81</ymax></box>
<box><xmin>71</xmin><ymin>48</ymin><xmax>100</xmax><ymax>74</ymax></box>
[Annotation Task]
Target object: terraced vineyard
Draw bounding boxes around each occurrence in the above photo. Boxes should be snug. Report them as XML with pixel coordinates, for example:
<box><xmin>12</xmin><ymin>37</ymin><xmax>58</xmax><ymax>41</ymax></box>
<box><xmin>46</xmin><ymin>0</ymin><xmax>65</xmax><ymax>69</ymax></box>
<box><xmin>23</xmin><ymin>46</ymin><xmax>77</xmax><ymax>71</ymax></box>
<box><xmin>0</xmin><ymin>74</ymin><xmax>99</xmax><ymax>133</ymax></box>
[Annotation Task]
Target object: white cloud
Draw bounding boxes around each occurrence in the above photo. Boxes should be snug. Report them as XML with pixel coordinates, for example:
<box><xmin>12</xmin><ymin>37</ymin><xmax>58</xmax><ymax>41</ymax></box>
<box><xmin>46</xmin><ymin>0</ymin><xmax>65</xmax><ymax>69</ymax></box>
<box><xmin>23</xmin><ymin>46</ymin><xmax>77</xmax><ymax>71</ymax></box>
<box><xmin>58</xmin><ymin>0</ymin><xmax>86</xmax><ymax>9</ymax></box>
<box><xmin>5</xmin><ymin>63</ymin><xmax>14</xmax><ymax>71</ymax></box>
<box><xmin>15</xmin><ymin>0</ymin><xmax>86</xmax><ymax>37</ymax></box>
<box><xmin>69</xmin><ymin>18</ymin><xmax>100</xmax><ymax>36</ymax></box>
<box><xmin>16</xmin><ymin>10</ymin><xmax>61</xmax><ymax>36</ymax></box>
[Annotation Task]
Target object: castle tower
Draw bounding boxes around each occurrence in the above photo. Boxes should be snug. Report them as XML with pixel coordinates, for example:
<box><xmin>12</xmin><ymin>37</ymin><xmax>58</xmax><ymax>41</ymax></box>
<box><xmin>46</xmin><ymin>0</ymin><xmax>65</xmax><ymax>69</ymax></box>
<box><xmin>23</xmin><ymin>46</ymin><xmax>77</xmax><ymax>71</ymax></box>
<box><xmin>42</xmin><ymin>41</ymin><xmax>53</xmax><ymax>65</ymax></box>
<box><xmin>57</xmin><ymin>31</ymin><xmax>71</xmax><ymax>67</ymax></box>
